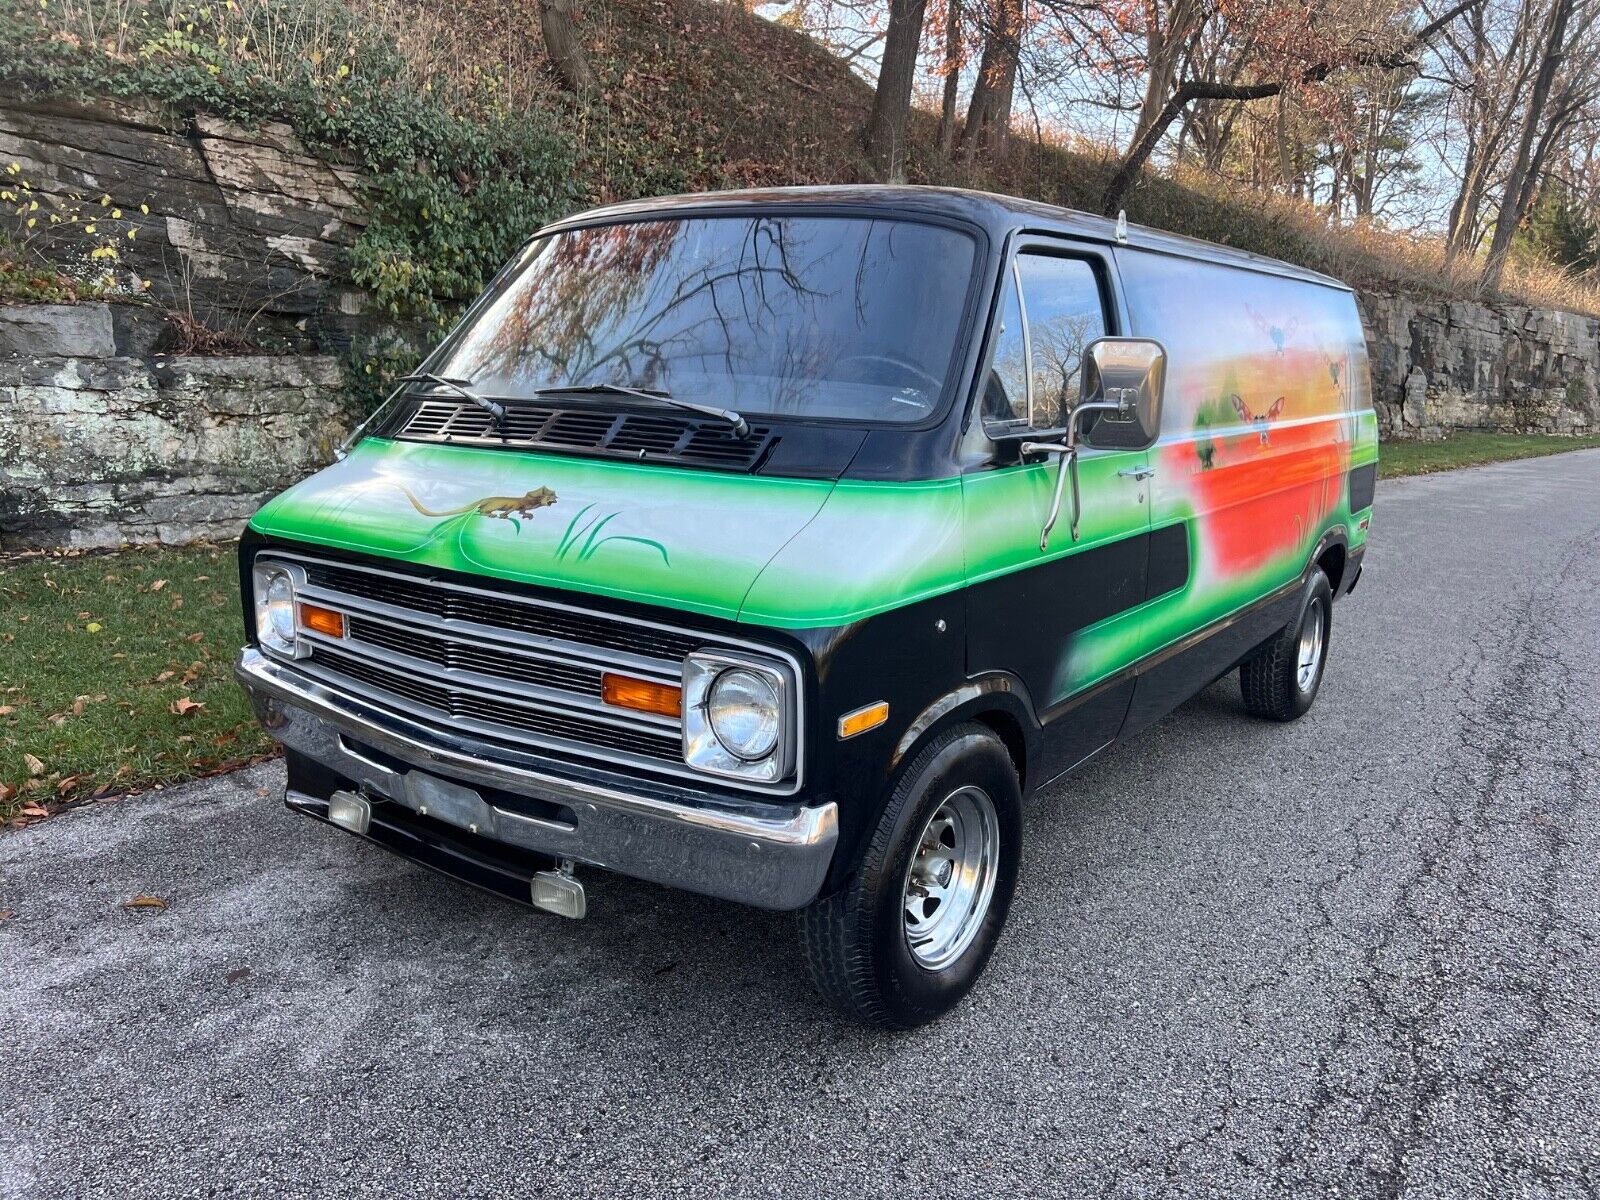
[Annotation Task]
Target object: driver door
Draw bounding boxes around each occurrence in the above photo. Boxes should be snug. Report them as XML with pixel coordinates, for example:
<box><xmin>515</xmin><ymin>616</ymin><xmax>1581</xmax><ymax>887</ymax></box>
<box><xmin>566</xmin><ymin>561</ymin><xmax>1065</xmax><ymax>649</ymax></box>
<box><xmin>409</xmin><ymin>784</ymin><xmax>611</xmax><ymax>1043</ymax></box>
<box><xmin>962</xmin><ymin>246</ymin><xmax>1154</xmax><ymax>782</ymax></box>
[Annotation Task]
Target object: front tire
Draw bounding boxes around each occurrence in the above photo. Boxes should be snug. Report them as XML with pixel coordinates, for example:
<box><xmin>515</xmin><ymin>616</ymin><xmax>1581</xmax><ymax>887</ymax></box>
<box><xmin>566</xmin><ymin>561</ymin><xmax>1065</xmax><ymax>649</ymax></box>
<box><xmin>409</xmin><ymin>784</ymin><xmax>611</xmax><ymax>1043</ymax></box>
<box><xmin>799</xmin><ymin>723</ymin><xmax>1022</xmax><ymax>1029</ymax></box>
<box><xmin>1240</xmin><ymin>571</ymin><xmax>1333</xmax><ymax>721</ymax></box>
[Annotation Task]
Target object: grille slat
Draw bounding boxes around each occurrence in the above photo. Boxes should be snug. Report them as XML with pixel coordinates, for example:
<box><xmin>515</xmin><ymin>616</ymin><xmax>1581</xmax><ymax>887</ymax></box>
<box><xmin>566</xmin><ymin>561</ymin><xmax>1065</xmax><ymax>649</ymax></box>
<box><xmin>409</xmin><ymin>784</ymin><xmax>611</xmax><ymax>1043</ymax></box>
<box><xmin>304</xmin><ymin>562</ymin><xmax>702</xmax><ymax>660</ymax></box>
<box><xmin>392</xmin><ymin>397</ymin><xmax>775</xmax><ymax>472</ymax></box>
<box><xmin>345</xmin><ymin>616</ymin><xmax>605</xmax><ymax>697</ymax></box>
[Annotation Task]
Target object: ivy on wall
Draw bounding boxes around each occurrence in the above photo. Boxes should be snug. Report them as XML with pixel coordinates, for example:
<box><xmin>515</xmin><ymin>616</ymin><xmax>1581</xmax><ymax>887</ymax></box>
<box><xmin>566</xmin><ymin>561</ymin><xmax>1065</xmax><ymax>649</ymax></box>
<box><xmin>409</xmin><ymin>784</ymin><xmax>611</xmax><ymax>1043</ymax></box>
<box><xmin>0</xmin><ymin>1</ymin><xmax>583</xmax><ymax>333</ymax></box>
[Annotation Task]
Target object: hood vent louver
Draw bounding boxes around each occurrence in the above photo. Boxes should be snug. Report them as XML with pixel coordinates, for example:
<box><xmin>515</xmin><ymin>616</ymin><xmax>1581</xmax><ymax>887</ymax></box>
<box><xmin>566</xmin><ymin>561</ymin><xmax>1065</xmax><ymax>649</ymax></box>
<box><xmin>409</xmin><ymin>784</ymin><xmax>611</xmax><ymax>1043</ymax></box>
<box><xmin>391</xmin><ymin>398</ymin><xmax>776</xmax><ymax>473</ymax></box>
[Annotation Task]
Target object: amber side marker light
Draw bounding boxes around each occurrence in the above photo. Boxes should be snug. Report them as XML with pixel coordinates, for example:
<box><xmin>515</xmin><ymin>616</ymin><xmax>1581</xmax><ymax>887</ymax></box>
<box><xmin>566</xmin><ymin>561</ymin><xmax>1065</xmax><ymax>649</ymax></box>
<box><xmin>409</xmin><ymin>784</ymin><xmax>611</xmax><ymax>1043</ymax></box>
<box><xmin>602</xmin><ymin>672</ymin><xmax>683</xmax><ymax>717</ymax></box>
<box><xmin>838</xmin><ymin>701</ymin><xmax>889</xmax><ymax>740</ymax></box>
<box><xmin>297</xmin><ymin>601</ymin><xmax>347</xmax><ymax>639</ymax></box>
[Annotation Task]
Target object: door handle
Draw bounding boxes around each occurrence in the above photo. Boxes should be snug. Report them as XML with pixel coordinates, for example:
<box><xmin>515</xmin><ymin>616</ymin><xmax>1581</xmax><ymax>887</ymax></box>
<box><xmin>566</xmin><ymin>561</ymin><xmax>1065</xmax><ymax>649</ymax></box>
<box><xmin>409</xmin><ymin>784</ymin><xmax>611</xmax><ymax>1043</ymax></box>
<box><xmin>1117</xmin><ymin>466</ymin><xmax>1156</xmax><ymax>481</ymax></box>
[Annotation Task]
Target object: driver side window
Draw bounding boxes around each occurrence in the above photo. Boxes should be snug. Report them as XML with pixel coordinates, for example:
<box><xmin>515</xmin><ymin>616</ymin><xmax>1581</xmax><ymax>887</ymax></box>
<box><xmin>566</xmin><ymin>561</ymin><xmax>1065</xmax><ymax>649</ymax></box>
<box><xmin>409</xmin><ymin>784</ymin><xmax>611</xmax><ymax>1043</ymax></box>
<box><xmin>982</xmin><ymin>253</ymin><xmax>1109</xmax><ymax>432</ymax></box>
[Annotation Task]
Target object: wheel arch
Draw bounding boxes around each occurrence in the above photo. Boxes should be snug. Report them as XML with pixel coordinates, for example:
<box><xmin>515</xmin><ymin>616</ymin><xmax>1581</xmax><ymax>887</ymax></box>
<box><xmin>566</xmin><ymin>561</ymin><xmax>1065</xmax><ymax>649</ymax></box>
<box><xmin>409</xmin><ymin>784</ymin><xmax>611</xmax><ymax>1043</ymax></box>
<box><xmin>1307</xmin><ymin>527</ymin><xmax>1350</xmax><ymax>596</ymax></box>
<box><xmin>889</xmin><ymin>674</ymin><xmax>1041</xmax><ymax>797</ymax></box>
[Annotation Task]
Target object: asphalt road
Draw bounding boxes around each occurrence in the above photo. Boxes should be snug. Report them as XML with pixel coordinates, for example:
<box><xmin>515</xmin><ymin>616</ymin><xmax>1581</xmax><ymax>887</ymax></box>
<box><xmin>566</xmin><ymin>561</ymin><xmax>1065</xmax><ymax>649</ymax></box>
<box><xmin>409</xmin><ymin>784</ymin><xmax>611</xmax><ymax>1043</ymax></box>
<box><xmin>4</xmin><ymin>449</ymin><xmax>1600</xmax><ymax>1199</ymax></box>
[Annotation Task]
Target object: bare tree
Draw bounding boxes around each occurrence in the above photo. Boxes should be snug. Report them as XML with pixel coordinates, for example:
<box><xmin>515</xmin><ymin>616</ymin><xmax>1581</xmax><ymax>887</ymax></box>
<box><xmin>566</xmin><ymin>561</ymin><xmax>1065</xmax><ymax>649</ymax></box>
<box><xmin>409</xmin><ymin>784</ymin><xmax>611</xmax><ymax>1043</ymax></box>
<box><xmin>1480</xmin><ymin>0</ymin><xmax>1600</xmax><ymax>288</ymax></box>
<box><xmin>1432</xmin><ymin>0</ymin><xmax>1544</xmax><ymax>258</ymax></box>
<box><xmin>937</xmin><ymin>0</ymin><xmax>965</xmax><ymax>152</ymax></box>
<box><xmin>865</xmin><ymin>0</ymin><xmax>931</xmax><ymax>179</ymax></box>
<box><xmin>959</xmin><ymin>0</ymin><xmax>1025</xmax><ymax>161</ymax></box>
<box><xmin>1098</xmin><ymin>0</ymin><xmax>1482</xmax><ymax>215</ymax></box>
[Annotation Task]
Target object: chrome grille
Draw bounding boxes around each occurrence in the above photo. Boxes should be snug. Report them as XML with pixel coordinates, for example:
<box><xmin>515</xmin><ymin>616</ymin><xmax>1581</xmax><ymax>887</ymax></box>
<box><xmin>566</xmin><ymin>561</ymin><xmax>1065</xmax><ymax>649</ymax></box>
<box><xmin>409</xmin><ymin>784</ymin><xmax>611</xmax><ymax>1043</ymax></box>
<box><xmin>310</xmin><ymin>645</ymin><xmax>682</xmax><ymax>763</ymax></box>
<box><xmin>268</xmin><ymin>552</ymin><xmax>710</xmax><ymax>779</ymax></box>
<box><xmin>392</xmin><ymin>398</ymin><xmax>777</xmax><ymax>472</ymax></box>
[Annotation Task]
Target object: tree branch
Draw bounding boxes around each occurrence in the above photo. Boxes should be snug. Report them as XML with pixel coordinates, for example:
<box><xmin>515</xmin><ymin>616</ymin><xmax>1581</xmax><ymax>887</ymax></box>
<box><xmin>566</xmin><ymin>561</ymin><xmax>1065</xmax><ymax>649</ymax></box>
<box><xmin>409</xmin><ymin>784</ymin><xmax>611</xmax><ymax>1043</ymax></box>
<box><xmin>1099</xmin><ymin>0</ymin><xmax>1486</xmax><ymax>214</ymax></box>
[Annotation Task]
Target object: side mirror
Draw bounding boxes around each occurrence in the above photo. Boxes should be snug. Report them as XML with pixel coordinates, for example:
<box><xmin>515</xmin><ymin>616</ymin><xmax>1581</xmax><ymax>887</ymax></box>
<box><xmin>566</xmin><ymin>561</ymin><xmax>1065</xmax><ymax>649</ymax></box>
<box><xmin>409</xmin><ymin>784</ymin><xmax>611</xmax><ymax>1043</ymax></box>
<box><xmin>1019</xmin><ymin>336</ymin><xmax>1166</xmax><ymax>551</ymax></box>
<box><xmin>1077</xmin><ymin>337</ymin><xmax>1166</xmax><ymax>451</ymax></box>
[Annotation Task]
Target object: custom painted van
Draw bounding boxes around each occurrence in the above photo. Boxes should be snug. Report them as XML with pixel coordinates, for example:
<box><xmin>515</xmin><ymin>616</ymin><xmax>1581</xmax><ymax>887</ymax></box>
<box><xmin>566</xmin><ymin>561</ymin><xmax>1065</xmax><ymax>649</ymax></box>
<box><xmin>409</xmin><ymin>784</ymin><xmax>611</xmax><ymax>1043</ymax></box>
<box><xmin>236</xmin><ymin>186</ymin><xmax>1377</xmax><ymax>1027</ymax></box>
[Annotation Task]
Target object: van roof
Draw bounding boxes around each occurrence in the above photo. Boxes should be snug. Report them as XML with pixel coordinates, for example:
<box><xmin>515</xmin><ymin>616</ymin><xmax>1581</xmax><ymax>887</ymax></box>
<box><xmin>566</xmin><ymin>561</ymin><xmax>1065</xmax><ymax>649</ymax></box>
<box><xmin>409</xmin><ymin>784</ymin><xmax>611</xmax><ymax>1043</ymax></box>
<box><xmin>544</xmin><ymin>184</ymin><xmax>1354</xmax><ymax>293</ymax></box>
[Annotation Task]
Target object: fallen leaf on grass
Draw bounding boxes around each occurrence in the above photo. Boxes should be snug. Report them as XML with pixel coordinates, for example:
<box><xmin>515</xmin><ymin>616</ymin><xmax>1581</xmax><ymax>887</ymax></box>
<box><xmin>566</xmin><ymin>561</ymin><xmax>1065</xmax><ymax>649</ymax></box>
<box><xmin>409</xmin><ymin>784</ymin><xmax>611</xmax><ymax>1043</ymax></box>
<box><xmin>185</xmin><ymin>632</ymin><xmax>205</xmax><ymax>643</ymax></box>
<box><xmin>170</xmin><ymin>697</ymin><xmax>206</xmax><ymax>717</ymax></box>
<box><xmin>122</xmin><ymin>895</ymin><xmax>167</xmax><ymax>910</ymax></box>
<box><xmin>23</xmin><ymin>752</ymin><xmax>44</xmax><ymax>776</ymax></box>
<box><xmin>85</xmin><ymin>622</ymin><xmax>103</xmax><ymax>633</ymax></box>
<box><xmin>149</xmin><ymin>579</ymin><xmax>167</xmax><ymax>591</ymax></box>
<box><xmin>153</xmin><ymin>670</ymin><xmax>176</xmax><ymax>683</ymax></box>
<box><xmin>21</xmin><ymin>802</ymin><xmax>48</xmax><ymax>817</ymax></box>
<box><xmin>0</xmin><ymin>783</ymin><xmax>14</xmax><ymax>804</ymax></box>
<box><xmin>0</xmin><ymin>705</ymin><xmax>13</xmax><ymax>716</ymax></box>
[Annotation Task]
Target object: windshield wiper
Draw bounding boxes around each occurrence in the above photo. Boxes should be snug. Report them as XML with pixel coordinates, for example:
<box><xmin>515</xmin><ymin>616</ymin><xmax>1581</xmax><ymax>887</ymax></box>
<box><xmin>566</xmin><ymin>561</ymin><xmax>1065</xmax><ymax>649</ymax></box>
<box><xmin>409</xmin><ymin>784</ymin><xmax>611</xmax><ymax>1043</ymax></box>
<box><xmin>533</xmin><ymin>383</ymin><xmax>749</xmax><ymax>439</ymax></box>
<box><xmin>397</xmin><ymin>372</ymin><xmax>506</xmax><ymax>429</ymax></box>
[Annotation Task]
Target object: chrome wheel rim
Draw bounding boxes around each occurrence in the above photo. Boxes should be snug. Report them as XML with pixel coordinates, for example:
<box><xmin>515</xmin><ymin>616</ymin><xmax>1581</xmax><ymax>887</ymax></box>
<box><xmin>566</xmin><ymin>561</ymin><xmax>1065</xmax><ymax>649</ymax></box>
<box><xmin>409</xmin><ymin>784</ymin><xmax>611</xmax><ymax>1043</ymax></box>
<box><xmin>1296</xmin><ymin>602</ymin><xmax>1325</xmax><ymax>692</ymax></box>
<box><xmin>903</xmin><ymin>785</ymin><xmax>1000</xmax><ymax>970</ymax></box>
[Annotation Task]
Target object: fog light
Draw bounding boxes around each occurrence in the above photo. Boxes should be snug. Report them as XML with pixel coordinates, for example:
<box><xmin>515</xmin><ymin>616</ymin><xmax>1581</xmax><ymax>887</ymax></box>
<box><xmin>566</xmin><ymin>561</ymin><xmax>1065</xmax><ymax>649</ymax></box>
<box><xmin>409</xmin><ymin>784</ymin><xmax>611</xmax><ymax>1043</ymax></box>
<box><xmin>327</xmin><ymin>789</ymin><xmax>371</xmax><ymax>836</ymax></box>
<box><xmin>530</xmin><ymin>861</ymin><xmax>586</xmax><ymax>919</ymax></box>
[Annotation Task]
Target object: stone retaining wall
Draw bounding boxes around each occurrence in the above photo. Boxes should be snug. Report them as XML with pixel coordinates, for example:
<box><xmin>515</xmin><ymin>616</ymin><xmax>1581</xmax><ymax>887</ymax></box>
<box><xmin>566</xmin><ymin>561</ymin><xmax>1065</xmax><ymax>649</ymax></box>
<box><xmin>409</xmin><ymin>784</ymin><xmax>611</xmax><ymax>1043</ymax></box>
<box><xmin>1360</xmin><ymin>292</ymin><xmax>1599</xmax><ymax>440</ymax></box>
<box><xmin>0</xmin><ymin>304</ymin><xmax>356</xmax><ymax>548</ymax></box>
<box><xmin>0</xmin><ymin>96</ymin><xmax>372</xmax><ymax>352</ymax></box>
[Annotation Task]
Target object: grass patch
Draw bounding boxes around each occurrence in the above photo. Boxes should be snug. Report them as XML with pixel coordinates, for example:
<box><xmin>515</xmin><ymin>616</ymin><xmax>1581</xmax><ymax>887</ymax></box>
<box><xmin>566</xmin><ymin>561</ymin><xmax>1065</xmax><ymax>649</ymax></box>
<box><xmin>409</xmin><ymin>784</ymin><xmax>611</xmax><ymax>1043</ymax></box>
<box><xmin>0</xmin><ymin>542</ymin><xmax>273</xmax><ymax>824</ymax></box>
<box><xmin>1379</xmin><ymin>433</ymin><xmax>1600</xmax><ymax>479</ymax></box>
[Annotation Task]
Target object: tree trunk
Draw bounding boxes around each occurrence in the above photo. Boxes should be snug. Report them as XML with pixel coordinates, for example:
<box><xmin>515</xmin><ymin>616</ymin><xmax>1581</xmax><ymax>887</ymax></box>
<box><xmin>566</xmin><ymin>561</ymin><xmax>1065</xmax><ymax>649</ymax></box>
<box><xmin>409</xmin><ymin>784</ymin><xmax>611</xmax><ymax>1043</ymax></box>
<box><xmin>865</xmin><ymin>0</ymin><xmax>931</xmax><ymax>181</ymax></box>
<box><xmin>1276</xmin><ymin>94</ymin><xmax>1294</xmax><ymax>191</ymax></box>
<box><xmin>538</xmin><ymin>0</ymin><xmax>596</xmax><ymax>93</ymax></box>
<box><xmin>1482</xmin><ymin>0</ymin><xmax>1575</xmax><ymax>292</ymax></box>
<box><xmin>937</xmin><ymin>0</ymin><xmax>964</xmax><ymax>154</ymax></box>
<box><xmin>959</xmin><ymin>0</ymin><xmax>1023</xmax><ymax>162</ymax></box>
<box><xmin>1129</xmin><ymin>0</ymin><xmax>1200</xmax><ymax>151</ymax></box>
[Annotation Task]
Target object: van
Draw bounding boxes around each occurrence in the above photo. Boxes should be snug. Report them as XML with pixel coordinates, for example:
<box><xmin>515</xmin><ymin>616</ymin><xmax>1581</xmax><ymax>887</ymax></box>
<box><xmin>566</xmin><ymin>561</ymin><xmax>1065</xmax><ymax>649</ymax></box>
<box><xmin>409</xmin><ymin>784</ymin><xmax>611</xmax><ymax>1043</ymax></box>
<box><xmin>236</xmin><ymin>186</ymin><xmax>1377</xmax><ymax>1027</ymax></box>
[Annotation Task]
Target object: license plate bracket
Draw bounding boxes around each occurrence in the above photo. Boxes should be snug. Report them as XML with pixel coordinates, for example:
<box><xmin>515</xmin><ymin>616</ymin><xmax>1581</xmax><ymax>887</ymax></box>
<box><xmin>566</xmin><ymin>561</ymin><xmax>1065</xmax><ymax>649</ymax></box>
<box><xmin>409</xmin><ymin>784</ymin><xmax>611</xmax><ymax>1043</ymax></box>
<box><xmin>400</xmin><ymin>769</ymin><xmax>494</xmax><ymax>833</ymax></box>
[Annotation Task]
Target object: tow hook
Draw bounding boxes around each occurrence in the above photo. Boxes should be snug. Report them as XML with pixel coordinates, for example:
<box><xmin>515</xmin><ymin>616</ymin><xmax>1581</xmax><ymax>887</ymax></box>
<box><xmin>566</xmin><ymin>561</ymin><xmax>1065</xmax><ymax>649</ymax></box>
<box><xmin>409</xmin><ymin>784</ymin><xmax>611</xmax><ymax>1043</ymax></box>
<box><xmin>531</xmin><ymin>858</ymin><xmax>586</xmax><ymax>919</ymax></box>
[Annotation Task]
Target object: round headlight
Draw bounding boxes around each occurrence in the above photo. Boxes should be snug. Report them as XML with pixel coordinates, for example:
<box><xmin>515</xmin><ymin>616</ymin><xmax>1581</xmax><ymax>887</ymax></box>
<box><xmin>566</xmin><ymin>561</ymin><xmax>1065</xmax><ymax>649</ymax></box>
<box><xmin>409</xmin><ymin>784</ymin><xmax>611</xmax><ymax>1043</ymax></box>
<box><xmin>707</xmin><ymin>668</ymin><xmax>781</xmax><ymax>761</ymax></box>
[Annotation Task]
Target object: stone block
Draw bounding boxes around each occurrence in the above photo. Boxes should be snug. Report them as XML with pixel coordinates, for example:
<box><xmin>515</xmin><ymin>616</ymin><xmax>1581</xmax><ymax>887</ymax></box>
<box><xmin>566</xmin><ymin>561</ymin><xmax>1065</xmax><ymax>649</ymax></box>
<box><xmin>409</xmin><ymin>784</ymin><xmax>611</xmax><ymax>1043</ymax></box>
<box><xmin>0</xmin><ymin>303</ymin><xmax>116</xmax><ymax>357</ymax></box>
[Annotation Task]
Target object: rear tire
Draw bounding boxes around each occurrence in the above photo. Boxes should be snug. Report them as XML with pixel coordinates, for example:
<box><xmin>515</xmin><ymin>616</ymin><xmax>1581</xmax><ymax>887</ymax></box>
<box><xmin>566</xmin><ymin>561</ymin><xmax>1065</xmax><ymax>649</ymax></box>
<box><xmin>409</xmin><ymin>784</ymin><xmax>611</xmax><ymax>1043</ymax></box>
<box><xmin>799</xmin><ymin>723</ymin><xmax>1022</xmax><ymax>1029</ymax></box>
<box><xmin>1240</xmin><ymin>571</ymin><xmax>1333</xmax><ymax>721</ymax></box>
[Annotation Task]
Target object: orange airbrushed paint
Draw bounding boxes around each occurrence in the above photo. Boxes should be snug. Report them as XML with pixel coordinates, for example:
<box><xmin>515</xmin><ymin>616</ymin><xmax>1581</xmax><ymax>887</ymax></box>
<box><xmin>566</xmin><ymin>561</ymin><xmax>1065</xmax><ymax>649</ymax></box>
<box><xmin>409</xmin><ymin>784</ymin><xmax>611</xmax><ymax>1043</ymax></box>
<box><xmin>1164</xmin><ymin>347</ymin><xmax>1351</xmax><ymax>578</ymax></box>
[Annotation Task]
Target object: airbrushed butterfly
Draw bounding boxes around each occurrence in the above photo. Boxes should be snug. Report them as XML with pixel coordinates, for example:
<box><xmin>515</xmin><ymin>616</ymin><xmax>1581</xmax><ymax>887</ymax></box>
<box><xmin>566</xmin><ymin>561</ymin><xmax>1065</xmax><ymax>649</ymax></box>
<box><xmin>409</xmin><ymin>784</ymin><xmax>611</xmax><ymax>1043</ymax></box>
<box><xmin>1231</xmin><ymin>394</ymin><xmax>1285</xmax><ymax>445</ymax></box>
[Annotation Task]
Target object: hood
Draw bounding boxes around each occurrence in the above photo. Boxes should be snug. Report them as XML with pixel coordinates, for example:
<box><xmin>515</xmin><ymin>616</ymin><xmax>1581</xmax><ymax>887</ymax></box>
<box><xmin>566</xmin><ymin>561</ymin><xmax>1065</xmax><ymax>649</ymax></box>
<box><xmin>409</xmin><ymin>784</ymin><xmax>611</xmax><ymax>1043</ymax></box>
<box><xmin>248</xmin><ymin>438</ymin><xmax>835</xmax><ymax>622</ymax></box>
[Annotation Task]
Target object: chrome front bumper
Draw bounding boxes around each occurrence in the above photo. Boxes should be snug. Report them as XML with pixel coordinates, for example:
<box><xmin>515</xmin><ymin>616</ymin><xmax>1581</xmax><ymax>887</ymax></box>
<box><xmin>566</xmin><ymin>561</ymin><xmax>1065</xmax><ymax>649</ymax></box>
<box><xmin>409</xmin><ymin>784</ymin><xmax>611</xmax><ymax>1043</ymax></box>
<box><xmin>235</xmin><ymin>648</ymin><xmax>838</xmax><ymax>910</ymax></box>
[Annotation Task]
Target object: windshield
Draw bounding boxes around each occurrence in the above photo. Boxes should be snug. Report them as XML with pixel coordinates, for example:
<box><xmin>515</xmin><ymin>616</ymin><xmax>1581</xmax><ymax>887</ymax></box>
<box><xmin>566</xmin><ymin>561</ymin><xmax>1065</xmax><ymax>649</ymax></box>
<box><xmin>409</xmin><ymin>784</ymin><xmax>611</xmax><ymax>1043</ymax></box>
<box><xmin>430</xmin><ymin>214</ymin><xmax>979</xmax><ymax>424</ymax></box>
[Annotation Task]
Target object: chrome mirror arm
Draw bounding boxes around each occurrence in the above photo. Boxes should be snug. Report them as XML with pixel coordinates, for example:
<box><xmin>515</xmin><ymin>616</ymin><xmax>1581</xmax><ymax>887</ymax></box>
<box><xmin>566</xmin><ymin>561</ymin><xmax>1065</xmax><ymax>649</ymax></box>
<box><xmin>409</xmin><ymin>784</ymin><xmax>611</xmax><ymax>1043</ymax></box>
<box><xmin>1020</xmin><ymin>397</ymin><xmax>1128</xmax><ymax>550</ymax></box>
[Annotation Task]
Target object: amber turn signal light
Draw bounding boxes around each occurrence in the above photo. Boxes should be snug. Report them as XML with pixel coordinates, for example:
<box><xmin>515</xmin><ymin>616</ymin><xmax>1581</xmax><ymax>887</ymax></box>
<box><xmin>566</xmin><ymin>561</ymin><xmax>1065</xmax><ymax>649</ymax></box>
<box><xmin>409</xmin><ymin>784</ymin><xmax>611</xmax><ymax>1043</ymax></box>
<box><xmin>297</xmin><ymin>601</ymin><xmax>347</xmax><ymax>639</ymax></box>
<box><xmin>602</xmin><ymin>672</ymin><xmax>683</xmax><ymax>717</ymax></box>
<box><xmin>837</xmin><ymin>701</ymin><xmax>889</xmax><ymax>740</ymax></box>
